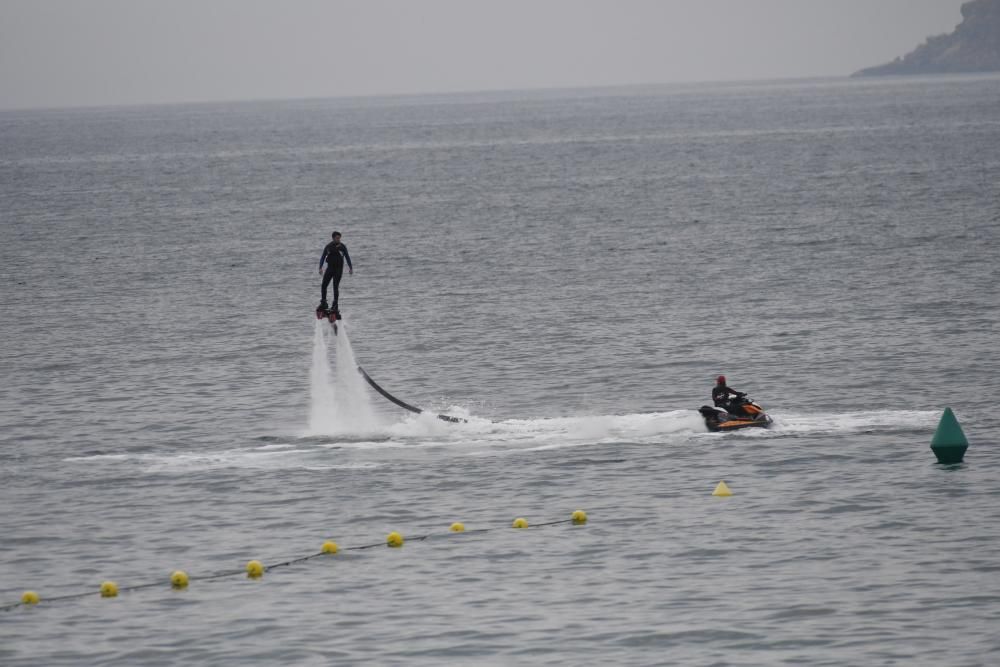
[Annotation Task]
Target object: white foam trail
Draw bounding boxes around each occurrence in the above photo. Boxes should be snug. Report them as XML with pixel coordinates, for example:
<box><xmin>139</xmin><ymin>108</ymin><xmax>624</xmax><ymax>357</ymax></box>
<box><xmin>307</xmin><ymin>320</ymin><xmax>381</xmax><ymax>436</ymax></box>
<box><xmin>373</xmin><ymin>409</ymin><xmax>708</xmax><ymax>452</ymax></box>
<box><xmin>59</xmin><ymin>406</ymin><xmax>940</xmax><ymax>475</ymax></box>
<box><xmin>770</xmin><ymin>409</ymin><xmax>938</xmax><ymax>434</ymax></box>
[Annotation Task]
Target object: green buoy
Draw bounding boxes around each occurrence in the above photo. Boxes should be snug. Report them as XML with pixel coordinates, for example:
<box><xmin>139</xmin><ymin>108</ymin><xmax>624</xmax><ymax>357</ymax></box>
<box><xmin>930</xmin><ymin>407</ymin><xmax>969</xmax><ymax>464</ymax></box>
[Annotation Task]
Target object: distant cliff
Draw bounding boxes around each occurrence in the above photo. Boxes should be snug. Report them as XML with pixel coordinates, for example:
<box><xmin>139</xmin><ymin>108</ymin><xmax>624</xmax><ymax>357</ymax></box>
<box><xmin>853</xmin><ymin>0</ymin><xmax>1000</xmax><ymax>76</ymax></box>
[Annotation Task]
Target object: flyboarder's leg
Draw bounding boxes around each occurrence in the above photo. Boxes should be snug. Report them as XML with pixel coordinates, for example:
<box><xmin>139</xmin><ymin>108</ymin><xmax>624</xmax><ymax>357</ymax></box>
<box><xmin>321</xmin><ymin>265</ymin><xmax>337</xmax><ymax>307</ymax></box>
<box><xmin>331</xmin><ymin>266</ymin><xmax>344</xmax><ymax>307</ymax></box>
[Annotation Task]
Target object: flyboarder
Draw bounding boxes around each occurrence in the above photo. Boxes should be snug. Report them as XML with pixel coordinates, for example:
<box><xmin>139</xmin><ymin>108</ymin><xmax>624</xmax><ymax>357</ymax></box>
<box><xmin>318</xmin><ymin>231</ymin><xmax>353</xmax><ymax>311</ymax></box>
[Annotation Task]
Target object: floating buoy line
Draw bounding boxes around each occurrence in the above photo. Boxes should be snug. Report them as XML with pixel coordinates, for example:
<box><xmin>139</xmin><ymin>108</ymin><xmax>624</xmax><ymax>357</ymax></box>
<box><xmin>8</xmin><ymin>480</ymin><xmax>737</xmax><ymax>612</ymax></box>
<box><xmin>5</xmin><ymin>509</ymin><xmax>592</xmax><ymax>612</ymax></box>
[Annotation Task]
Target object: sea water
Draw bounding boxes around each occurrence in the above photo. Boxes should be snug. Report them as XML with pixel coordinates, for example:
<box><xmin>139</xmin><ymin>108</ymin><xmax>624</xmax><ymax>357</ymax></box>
<box><xmin>1</xmin><ymin>75</ymin><xmax>999</xmax><ymax>665</ymax></box>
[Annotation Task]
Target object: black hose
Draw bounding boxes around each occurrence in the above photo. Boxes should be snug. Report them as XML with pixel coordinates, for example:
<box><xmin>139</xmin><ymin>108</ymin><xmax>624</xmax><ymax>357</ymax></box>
<box><xmin>357</xmin><ymin>365</ymin><xmax>464</xmax><ymax>423</ymax></box>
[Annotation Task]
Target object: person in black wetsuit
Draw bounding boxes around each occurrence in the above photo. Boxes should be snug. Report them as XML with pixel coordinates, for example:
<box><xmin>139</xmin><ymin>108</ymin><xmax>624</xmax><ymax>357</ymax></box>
<box><xmin>712</xmin><ymin>375</ymin><xmax>746</xmax><ymax>415</ymax></box>
<box><xmin>318</xmin><ymin>231</ymin><xmax>353</xmax><ymax>309</ymax></box>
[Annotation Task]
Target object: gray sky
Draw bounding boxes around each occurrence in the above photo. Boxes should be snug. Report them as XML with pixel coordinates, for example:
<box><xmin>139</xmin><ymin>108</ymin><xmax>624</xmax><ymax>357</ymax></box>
<box><xmin>0</xmin><ymin>0</ymin><xmax>966</xmax><ymax>110</ymax></box>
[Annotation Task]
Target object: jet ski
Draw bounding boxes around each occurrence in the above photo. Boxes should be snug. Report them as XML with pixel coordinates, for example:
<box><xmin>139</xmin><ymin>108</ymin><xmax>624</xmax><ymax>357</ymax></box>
<box><xmin>698</xmin><ymin>395</ymin><xmax>773</xmax><ymax>432</ymax></box>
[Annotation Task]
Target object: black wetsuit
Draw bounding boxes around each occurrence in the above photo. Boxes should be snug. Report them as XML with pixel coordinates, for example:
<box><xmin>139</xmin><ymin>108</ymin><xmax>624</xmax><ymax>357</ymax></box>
<box><xmin>320</xmin><ymin>241</ymin><xmax>352</xmax><ymax>305</ymax></box>
<box><xmin>712</xmin><ymin>384</ymin><xmax>744</xmax><ymax>414</ymax></box>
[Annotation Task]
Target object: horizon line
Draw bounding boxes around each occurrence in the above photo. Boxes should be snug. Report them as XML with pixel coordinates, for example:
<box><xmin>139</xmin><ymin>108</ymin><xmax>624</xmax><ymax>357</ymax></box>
<box><xmin>0</xmin><ymin>73</ymin><xmax>848</xmax><ymax>115</ymax></box>
<box><xmin>4</xmin><ymin>71</ymin><xmax>998</xmax><ymax>115</ymax></box>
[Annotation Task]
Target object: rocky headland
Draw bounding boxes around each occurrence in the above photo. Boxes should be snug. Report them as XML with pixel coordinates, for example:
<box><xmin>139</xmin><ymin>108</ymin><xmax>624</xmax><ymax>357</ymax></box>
<box><xmin>853</xmin><ymin>0</ymin><xmax>1000</xmax><ymax>76</ymax></box>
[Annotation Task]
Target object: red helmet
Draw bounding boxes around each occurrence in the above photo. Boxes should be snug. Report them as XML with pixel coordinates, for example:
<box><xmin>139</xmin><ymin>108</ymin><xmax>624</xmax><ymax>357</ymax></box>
<box><xmin>716</xmin><ymin>375</ymin><xmax>726</xmax><ymax>384</ymax></box>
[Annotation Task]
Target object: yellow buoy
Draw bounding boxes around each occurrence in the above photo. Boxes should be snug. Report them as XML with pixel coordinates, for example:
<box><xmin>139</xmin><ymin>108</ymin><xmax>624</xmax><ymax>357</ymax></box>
<box><xmin>450</xmin><ymin>522</ymin><xmax>465</xmax><ymax>532</ymax></box>
<box><xmin>386</xmin><ymin>531</ymin><xmax>404</xmax><ymax>548</ymax></box>
<box><xmin>512</xmin><ymin>517</ymin><xmax>528</xmax><ymax>529</ymax></box>
<box><xmin>170</xmin><ymin>570</ymin><xmax>189</xmax><ymax>589</ymax></box>
<box><xmin>21</xmin><ymin>591</ymin><xmax>40</xmax><ymax>605</ymax></box>
<box><xmin>246</xmin><ymin>560</ymin><xmax>265</xmax><ymax>579</ymax></box>
<box><xmin>712</xmin><ymin>481</ymin><xmax>733</xmax><ymax>497</ymax></box>
<box><xmin>100</xmin><ymin>581</ymin><xmax>119</xmax><ymax>598</ymax></box>
<box><xmin>571</xmin><ymin>509</ymin><xmax>588</xmax><ymax>525</ymax></box>
<box><xmin>321</xmin><ymin>540</ymin><xmax>339</xmax><ymax>554</ymax></box>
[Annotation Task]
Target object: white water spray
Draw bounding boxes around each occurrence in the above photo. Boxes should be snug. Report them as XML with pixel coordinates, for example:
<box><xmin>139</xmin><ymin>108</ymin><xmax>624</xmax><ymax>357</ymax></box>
<box><xmin>308</xmin><ymin>320</ymin><xmax>380</xmax><ymax>436</ymax></box>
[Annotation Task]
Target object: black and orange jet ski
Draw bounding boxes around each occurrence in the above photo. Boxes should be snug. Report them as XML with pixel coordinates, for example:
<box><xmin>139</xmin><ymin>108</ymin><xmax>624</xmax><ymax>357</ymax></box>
<box><xmin>698</xmin><ymin>395</ymin><xmax>773</xmax><ymax>432</ymax></box>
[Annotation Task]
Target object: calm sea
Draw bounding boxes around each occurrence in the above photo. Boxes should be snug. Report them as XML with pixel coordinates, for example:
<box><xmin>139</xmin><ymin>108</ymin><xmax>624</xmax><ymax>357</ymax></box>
<box><xmin>1</xmin><ymin>74</ymin><xmax>999</xmax><ymax>665</ymax></box>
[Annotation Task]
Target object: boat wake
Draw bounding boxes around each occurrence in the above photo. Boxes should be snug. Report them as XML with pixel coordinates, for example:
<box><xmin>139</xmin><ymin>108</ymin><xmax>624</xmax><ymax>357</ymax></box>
<box><xmin>59</xmin><ymin>322</ymin><xmax>940</xmax><ymax>472</ymax></box>
<box><xmin>60</xmin><ymin>407</ymin><xmax>939</xmax><ymax>473</ymax></box>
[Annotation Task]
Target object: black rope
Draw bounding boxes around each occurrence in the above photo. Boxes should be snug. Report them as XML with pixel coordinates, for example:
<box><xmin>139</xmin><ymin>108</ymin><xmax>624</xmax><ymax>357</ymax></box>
<box><xmin>343</xmin><ymin>541</ymin><xmax>385</xmax><ymax>551</ymax></box>
<box><xmin>196</xmin><ymin>568</ymin><xmax>250</xmax><ymax>582</ymax></box>
<box><xmin>528</xmin><ymin>519</ymin><xmax>574</xmax><ymax>527</ymax></box>
<box><xmin>263</xmin><ymin>552</ymin><xmax>324</xmax><ymax>570</ymax></box>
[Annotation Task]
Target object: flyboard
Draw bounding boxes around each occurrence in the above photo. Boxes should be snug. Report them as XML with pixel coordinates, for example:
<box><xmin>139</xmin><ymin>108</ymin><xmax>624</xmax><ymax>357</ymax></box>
<box><xmin>315</xmin><ymin>302</ymin><xmax>343</xmax><ymax>332</ymax></box>
<box><xmin>314</xmin><ymin>303</ymin><xmax>463</xmax><ymax>423</ymax></box>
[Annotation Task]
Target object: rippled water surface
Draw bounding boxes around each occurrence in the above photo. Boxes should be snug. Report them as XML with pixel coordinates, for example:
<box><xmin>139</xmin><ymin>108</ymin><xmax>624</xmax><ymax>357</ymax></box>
<box><xmin>2</xmin><ymin>75</ymin><xmax>1000</xmax><ymax>665</ymax></box>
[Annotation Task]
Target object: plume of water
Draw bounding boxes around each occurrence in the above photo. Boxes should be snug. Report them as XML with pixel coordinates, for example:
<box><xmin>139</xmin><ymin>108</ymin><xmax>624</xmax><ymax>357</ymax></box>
<box><xmin>307</xmin><ymin>320</ymin><xmax>380</xmax><ymax>436</ymax></box>
<box><xmin>308</xmin><ymin>320</ymin><xmax>338</xmax><ymax>434</ymax></box>
<box><xmin>332</xmin><ymin>323</ymin><xmax>380</xmax><ymax>432</ymax></box>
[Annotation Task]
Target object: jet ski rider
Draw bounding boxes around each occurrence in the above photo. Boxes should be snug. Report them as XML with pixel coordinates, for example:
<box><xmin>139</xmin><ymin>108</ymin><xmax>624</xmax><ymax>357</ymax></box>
<box><xmin>712</xmin><ymin>375</ymin><xmax>747</xmax><ymax>416</ymax></box>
